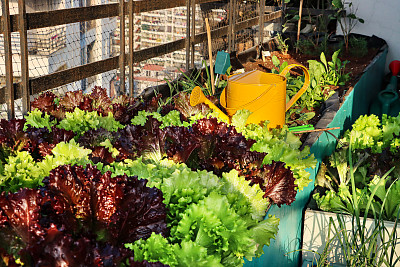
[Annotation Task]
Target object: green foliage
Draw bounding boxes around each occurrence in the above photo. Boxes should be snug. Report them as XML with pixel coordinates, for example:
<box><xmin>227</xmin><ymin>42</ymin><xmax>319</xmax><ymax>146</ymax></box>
<box><xmin>131</xmin><ymin>110</ymin><xmax>199</xmax><ymax>128</ymax></box>
<box><xmin>311</xmin><ymin>146</ymin><xmax>400</xmax><ymax>266</ymax></box>
<box><xmin>24</xmin><ymin>109</ymin><xmax>57</xmax><ymax>131</ymax></box>
<box><xmin>308</xmin><ymin>49</ymin><xmax>350</xmax><ymax>87</ymax></box>
<box><xmin>270</xmin><ymin>51</ymin><xmax>350</xmax><ymax>126</ymax></box>
<box><xmin>231</xmin><ymin>111</ymin><xmax>317</xmax><ymax>191</ymax></box>
<box><xmin>57</xmin><ymin>108</ymin><xmax>124</xmax><ymax>136</ymax></box>
<box><xmin>0</xmin><ymin>139</ymin><xmax>92</xmax><ymax>193</ymax></box>
<box><xmin>109</xmin><ymin>158</ymin><xmax>279</xmax><ymax>266</ymax></box>
<box><xmin>349</xmin><ymin>36</ymin><xmax>368</xmax><ymax>58</ymax></box>
<box><xmin>314</xmin><ymin>114</ymin><xmax>400</xmax><ymax>221</ymax></box>
<box><xmin>275</xmin><ymin>33</ymin><xmax>289</xmax><ymax>55</ymax></box>
<box><xmin>331</xmin><ymin>0</ymin><xmax>365</xmax><ymax>53</ymax></box>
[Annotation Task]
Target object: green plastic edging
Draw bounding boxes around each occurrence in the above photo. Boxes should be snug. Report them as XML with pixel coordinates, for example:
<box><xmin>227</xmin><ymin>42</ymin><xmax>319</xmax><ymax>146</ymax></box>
<box><xmin>243</xmin><ymin>46</ymin><xmax>388</xmax><ymax>267</ymax></box>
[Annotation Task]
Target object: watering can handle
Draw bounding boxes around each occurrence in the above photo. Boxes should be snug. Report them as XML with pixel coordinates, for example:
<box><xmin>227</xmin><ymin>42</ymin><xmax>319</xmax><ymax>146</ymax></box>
<box><xmin>281</xmin><ymin>64</ymin><xmax>310</xmax><ymax>111</ymax></box>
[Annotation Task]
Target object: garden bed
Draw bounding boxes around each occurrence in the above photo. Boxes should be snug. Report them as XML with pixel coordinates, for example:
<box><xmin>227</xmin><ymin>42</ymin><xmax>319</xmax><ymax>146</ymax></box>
<box><xmin>302</xmin><ymin>209</ymin><xmax>400</xmax><ymax>266</ymax></box>
<box><xmin>240</xmin><ymin>34</ymin><xmax>387</xmax><ymax>145</ymax></box>
<box><xmin>243</xmin><ymin>41</ymin><xmax>388</xmax><ymax>266</ymax></box>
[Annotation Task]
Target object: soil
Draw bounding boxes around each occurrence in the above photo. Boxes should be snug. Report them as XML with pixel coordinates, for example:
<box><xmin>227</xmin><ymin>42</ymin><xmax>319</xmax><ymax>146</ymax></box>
<box><xmin>242</xmin><ymin>49</ymin><xmax>380</xmax><ymax>98</ymax></box>
<box><xmin>239</xmin><ymin>48</ymin><xmax>381</xmax><ymax>142</ymax></box>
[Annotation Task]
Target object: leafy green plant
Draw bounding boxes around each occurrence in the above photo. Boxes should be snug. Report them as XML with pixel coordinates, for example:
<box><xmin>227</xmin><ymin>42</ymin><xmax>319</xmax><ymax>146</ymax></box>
<box><xmin>349</xmin><ymin>36</ymin><xmax>368</xmax><ymax>58</ymax></box>
<box><xmin>314</xmin><ymin>114</ymin><xmax>400</xmax><ymax>221</ymax></box>
<box><xmin>311</xmin><ymin>145</ymin><xmax>400</xmax><ymax>266</ymax></box>
<box><xmin>331</xmin><ymin>0</ymin><xmax>365</xmax><ymax>53</ymax></box>
<box><xmin>308</xmin><ymin>49</ymin><xmax>350</xmax><ymax>87</ymax></box>
<box><xmin>275</xmin><ymin>33</ymin><xmax>289</xmax><ymax>55</ymax></box>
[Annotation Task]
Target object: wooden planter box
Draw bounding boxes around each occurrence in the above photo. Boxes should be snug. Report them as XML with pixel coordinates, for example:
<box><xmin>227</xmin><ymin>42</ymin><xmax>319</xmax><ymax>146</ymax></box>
<box><xmin>302</xmin><ymin>209</ymin><xmax>400</xmax><ymax>266</ymax></box>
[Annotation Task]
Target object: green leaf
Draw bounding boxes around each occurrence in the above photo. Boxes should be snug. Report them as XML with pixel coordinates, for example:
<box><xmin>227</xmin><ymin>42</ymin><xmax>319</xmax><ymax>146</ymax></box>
<box><xmin>271</xmin><ymin>55</ymin><xmax>280</xmax><ymax>68</ymax></box>
<box><xmin>320</xmin><ymin>52</ymin><xmax>328</xmax><ymax>71</ymax></box>
<box><xmin>332</xmin><ymin>49</ymin><xmax>340</xmax><ymax>67</ymax></box>
<box><xmin>222</xmin><ymin>170</ymin><xmax>269</xmax><ymax>221</ymax></box>
<box><xmin>332</xmin><ymin>0</ymin><xmax>343</xmax><ymax>9</ymax></box>
<box><xmin>23</xmin><ymin>109</ymin><xmax>57</xmax><ymax>131</ymax></box>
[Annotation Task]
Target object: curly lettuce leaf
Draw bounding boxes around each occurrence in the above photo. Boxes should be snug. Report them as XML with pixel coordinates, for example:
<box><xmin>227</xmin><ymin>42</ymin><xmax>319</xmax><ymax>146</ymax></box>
<box><xmin>125</xmin><ymin>232</ymin><xmax>177</xmax><ymax>266</ymax></box>
<box><xmin>57</xmin><ymin>108</ymin><xmax>123</xmax><ymax>136</ymax></box>
<box><xmin>1</xmin><ymin>151</ymin><xmax>42</xmax><ymax>192</ymax></box>
<box><xmin>126</xmin><ymin>233</ymin><xmax>223</xmax><ymax>267</ymax></box>
<box><xmin>222</xmin><ymin>170</ymin><xmax>268</xmax><ymax>221</ymax></box>
<box><xmin>23</xmin><ymin>109</ymin><xmax>57</xmax><ymax>131</ymax></box>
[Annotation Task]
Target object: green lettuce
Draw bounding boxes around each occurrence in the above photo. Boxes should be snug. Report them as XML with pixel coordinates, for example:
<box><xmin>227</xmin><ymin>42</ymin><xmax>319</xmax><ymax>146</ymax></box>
<box><xmin>0</xmin><ymin>139</ymin><xmax>92</xmax><ymax>192</ymax></box>
<box><xmin>57</xmin><ymin>108</ymin><xmax>123</xmax><ymax>136</ymax></box>
<box><xmin>23</xmin><ymin>109</ymin><xmax>57</xmax><ymax>131</ymax></box>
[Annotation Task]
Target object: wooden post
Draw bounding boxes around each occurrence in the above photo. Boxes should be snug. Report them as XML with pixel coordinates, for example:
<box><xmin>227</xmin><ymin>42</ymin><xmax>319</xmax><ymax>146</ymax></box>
<box><xmin>228</xmin><ymin>0</ymin><xmax>234</xmax><ymax>53</ymax></box>
<box><xmin>128</xmin><ymin>0</ymin><xmax>134</xmax><ymax>96</ymax></box>
<box><xmin>119</xmin><ymin>0</ymin><xmax>125</xmax><ymax>95</ymax></box>
<box><xmin>231</xmin><ymin>0</ymin><xmax>236</xmax><ymax>52</ymax></box>
<box><xmin>258</xmin><ymin>0</ymin><xmax>265</xmax><ymax>58</ymax></box>
<box><xmin>296</xmin><ymin>0</ymin><xmax>304</xmax><ymax>54</ymax></box>
<box><xmin>185</xmin><ymin>0</ymin><xmax>190</xmax><ymax>71</ymax></box>
<box><xmin>205</xmin><ymin>18</ymin><xmax>215</xmax><ymax>95</ymax></box>
<box><xmin>18</xmin><ymin>0</ymin><xmax>30</xmax><ymax>115</ymax></box>
<box><xmin>190</xmin><ymin>0</ymin><xmax>195</xmax><ymax>68</ymax></box>
<box><xmin>2</xmin><ymin>0</ymin><xmax>15</xmax><ymax>119</ymax></box>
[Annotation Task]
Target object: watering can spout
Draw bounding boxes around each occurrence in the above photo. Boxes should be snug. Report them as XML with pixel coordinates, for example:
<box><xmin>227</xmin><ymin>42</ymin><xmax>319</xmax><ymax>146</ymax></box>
<box><xmin>189</xmin><ymin>86</ymin><xmax>230</xmax><ymax>122</ymax></box>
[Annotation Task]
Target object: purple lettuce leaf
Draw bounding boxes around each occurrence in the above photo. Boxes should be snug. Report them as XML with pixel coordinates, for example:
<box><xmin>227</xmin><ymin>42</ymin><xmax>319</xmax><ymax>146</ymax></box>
<box><xmin>0</xmin><ymin>164</ymin><xmax>167</xmax><ymax>265</ymax></box>
<box><xmin>30</xmin><ymin>92</ymin><xmax>58</xmax><ymax>114</ymax></box>
<box><xmin>0</xmin><ymin>189</ymin><xmax>45</xmax><ymax>244</ymax></box>
<box><xmin>90</xmin><ymin>86</ymin><xmax>113</xmax><ymax>116</ymax></box>
<box><xmin>259</xmin><ymin>161</ymin><xmax>296</xmax><ymax>207</ymax></box>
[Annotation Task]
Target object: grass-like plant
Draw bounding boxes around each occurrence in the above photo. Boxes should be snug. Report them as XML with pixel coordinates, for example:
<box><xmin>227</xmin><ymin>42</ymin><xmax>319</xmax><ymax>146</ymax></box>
<box><xmin>305</xmin><ymin>142</ymin><xmax>400</xmax><ymax>267</ymax></box>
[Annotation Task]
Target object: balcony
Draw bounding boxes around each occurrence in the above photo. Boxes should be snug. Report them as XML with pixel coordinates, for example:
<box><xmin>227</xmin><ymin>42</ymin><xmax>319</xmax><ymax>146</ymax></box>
<box><xmin>0</xmin><ymin>26</ymin><xmax>66</xmax><ymax>56</ymax></box>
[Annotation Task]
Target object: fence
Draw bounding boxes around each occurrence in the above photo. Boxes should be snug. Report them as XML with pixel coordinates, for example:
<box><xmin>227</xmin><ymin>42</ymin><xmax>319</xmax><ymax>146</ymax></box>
<box><xmin>0</xmin><ymin>0</ymin><xmax>283</xmax><ymax>119</ymax></box>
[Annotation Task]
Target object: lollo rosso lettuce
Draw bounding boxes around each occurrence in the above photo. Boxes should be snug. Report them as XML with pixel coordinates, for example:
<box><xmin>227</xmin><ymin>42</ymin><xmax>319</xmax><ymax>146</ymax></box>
<box><xmin>0</xmin><ymin>164</ymin><xmax>168</xmax><ymax>266</ymax></box>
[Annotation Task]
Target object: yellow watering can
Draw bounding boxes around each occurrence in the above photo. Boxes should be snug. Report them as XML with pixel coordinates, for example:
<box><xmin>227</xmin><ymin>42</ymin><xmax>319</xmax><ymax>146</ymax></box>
<box><xmin>189</xmin><ymin>64</ymin><xmax>310</xmax><ymax>129</ymax></box>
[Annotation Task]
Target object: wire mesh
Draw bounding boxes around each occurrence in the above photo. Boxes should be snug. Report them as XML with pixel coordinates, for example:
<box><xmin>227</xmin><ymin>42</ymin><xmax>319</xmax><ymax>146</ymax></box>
<box><xmin>0</xmin><ymin>0</ymin><xmax>280</xmax><ymax>119</ymax></box>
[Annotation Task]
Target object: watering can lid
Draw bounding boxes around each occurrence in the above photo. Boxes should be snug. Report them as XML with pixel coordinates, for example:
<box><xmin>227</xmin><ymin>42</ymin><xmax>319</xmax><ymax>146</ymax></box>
<box><xmin>228</xmin><ymin>69</ymin><xmax>285</xmax><ymax>85</ymax></box>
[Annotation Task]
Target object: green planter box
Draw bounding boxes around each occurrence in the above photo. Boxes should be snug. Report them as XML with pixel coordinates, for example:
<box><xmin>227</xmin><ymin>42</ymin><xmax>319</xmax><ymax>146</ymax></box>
<box><xmin>244</xmin><ymin>45</ymin><xmax>388</xmax><ymax>267</ymax></box>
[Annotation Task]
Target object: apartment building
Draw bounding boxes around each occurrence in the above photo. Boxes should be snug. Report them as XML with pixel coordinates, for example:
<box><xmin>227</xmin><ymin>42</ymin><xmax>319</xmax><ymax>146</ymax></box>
<box><xmin>0</xmin><ymin>0</ymin><xmax>116</xmax><ymax>94</ymax></box>
<box><xmin>112</xmin><ymin>5</ymin><xmax>229</xmax><ymax>95</ymax></box>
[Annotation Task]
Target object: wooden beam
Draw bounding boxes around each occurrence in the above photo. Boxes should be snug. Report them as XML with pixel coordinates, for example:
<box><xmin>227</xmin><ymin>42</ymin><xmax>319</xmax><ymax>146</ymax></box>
<box><xmin>185</xmin><ymin>0</ymin><xmax>190</xmax><ymax>70</ymax></box>
<box><xmin>0</xmin><ymin>0</ymin><xmax>217</xmax><ymax>33</ymax></box>
<box><xmin>18</xmin><ymin>0</ymin><xmax>30</xmax><ymax>115</ymax></box>
<box><xmin>128</xmin><ymin>0</ymin><xmax>134</xmax><ymax>96</ymax></box>
<box><xmin>2</xmin><ymin>0</ymin><xmax>15</xmax><ymax>119</ymax></box>
<box><xmin>190</xmin><ymin>0</ymin><xmax>196</xmax><ymax>68</ymax></box>
<box><xmin>29</xmin><ymin>57</ymin><xmax>119</xmax><ymax>95</ymax></box>
<box><xmin>119</xmin><ymin>0</ymin><xmax>125</xmax><ymax>95</ymax></box>
<box><xmin>258</xmin><ymin>0</ymin><xmax>266</xmax><ymax>55</ymax></box>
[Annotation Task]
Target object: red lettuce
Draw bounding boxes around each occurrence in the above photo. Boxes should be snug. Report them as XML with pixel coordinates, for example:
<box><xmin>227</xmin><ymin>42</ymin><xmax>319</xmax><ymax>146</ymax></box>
<box><xmin>0</xmin><ymin>164</ymin><xmax>167</xmax><ymax>265</ymax></box>
<box><xmin>259</xmin><ymin>161</ymin><xmax>296</xmax><ymax>207</ymax></box>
